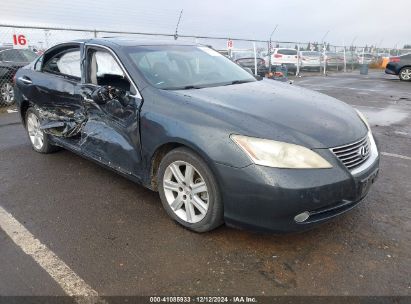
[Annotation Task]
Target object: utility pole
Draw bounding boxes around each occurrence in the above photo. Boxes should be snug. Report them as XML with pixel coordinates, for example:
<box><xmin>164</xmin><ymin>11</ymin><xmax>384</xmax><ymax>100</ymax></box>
<box><xmin>174</xmin><ymin>9</ymin><xmax>183</xmax><ymax>40</ymax></box>
<box><xmin>268</xmin><ymin>24</ymin><xmax>278</xmax><ymax>74</ymax></box>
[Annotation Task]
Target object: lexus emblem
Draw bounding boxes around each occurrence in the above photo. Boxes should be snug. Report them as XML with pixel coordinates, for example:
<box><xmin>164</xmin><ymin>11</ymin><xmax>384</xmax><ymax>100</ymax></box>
<box><xmin>358</xmin><ymin>146</ymin><xmax>367</xmax><ymax>158</ymax></box>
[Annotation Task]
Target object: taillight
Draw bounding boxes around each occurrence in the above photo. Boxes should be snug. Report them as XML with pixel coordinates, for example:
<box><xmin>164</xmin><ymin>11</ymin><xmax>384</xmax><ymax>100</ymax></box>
<box><xmin>274</xmin><ymin>54</ymin><xmax>282</xmax><ymax>58</ymax></box>
<box><xmin>12</xmin><ymin>74</ymin><xmax>17</xmax><ymax>85</ymax></box>
<box><xmin>389</xmin><ymin>56</ymin><xmax>400</xmax><ymax>63</ymax></box>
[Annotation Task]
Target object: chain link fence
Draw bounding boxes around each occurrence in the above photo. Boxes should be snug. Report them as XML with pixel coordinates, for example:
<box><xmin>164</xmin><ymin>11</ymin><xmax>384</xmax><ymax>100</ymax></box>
<box><xmin>1</xmin><ymin>24</ymin><xmax>410</xmax><ymax>106</ymax></box>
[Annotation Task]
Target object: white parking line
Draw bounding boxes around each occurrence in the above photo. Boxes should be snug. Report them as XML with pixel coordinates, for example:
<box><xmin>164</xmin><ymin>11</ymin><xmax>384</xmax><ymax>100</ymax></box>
<box><xmin>0</xmin><ymin>205</ymin><xmax>103</xmax><ymax>304</ymax></box>
<box><xmin>381</xmin><ymin>152</ymin><xmax>411</xmax><ymax>161</ymax></box>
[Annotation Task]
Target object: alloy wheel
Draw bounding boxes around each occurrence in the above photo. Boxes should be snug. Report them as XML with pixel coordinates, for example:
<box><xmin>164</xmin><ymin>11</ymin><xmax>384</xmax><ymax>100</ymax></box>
<box><xmin>400</xmin><ymin>68</ymin><xmax>411</xmax><ymax>81</ymax></box>
<box><xmin>1</xmin><ymin>82</ymin><xmax>15</xmax><ymax>105</ymax></box>
<box><xmin>163</xmin><ymin>161</ymin><xmax>209</xmax><ymax>223</ymax></box>
<box><xmin>27</xmin><ymin>112</ymin><xmax>44</xmax><ymax>150</ymax></box>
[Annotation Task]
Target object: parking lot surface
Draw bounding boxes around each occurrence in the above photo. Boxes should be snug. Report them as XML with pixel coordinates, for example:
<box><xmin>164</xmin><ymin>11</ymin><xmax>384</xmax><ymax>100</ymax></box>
<box><xmin>0</xmin><ymin>71</ymin><xmax>410</xmax><ymax>297</ymax></box>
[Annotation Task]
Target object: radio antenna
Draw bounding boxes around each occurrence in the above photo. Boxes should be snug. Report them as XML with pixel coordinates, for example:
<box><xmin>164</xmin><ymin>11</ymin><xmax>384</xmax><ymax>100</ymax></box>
<box><xmin>174</xmin><ymin>9</ymin><xmax>184</xmax><ymax>40</ymax></box>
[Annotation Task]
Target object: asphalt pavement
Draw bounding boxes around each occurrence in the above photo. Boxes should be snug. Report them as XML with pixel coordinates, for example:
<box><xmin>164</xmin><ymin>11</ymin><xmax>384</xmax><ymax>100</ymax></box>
<box><xmin>0</xmin><ymin>70</ymin><xmax>410</xmax><ymax>299</ymax></box>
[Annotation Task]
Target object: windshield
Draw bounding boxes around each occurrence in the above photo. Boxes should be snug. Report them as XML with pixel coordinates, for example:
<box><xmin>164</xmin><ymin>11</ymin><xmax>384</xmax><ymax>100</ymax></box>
<box><xmin>277</xmin><ymin>49</ymin><xmax>297</xmax><ymax>55</ymax></box>
<box><xmin>126</xmin><ymin>45</ymin><xmax>256</xmax><ymax>90</ymax></box>
<box><xmin>301</xmin><ymin>51</ymin><xmax>320</xmax><ymax>57</ymax></box>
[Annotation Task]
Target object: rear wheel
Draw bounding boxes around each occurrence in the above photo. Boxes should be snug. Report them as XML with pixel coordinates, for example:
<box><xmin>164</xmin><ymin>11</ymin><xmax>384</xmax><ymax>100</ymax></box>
<box><xmin>157</xmin><ymin>147</ymin><xmax>224</xmax><ymax>232</ymax></box>
<box><xmin>25</xmin><ymin>107</ymin><xmax>59</xmax><ymax>153</ymax></box>
<box><xmin>399</xmin><ymin>67</ymin><xmax>411</xmax><ymax>81</ymax></box>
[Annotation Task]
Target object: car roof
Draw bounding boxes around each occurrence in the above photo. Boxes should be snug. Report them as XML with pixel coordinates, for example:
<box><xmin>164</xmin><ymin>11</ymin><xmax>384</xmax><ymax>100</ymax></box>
<box><xmin>73</xmin><ymin>37</ymin><xmax>198</xmax><ymax>47</ymax></box>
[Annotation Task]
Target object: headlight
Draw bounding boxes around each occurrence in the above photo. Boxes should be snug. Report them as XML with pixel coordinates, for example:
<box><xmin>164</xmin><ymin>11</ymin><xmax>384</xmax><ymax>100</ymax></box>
<box><xmin>231</xmin><ymin>135</ymin><xmax>332</xmax><ymax>169</ymax></box>
<box><xmin>355</xmin><ymin>109</ymin><xmax>370</xmax><ymax>130</ymax></box>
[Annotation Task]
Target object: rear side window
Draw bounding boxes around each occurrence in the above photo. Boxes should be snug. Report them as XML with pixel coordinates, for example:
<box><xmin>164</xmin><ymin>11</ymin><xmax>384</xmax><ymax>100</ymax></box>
<box><xmin>43</xmin><ymin>49</ymin><xmax>81</xmax><ymax>78</ymax></box>
<box><xmin>277</xmin><ymin>49</ymin><xmax>297</xmax><ymax>55</ymax></box>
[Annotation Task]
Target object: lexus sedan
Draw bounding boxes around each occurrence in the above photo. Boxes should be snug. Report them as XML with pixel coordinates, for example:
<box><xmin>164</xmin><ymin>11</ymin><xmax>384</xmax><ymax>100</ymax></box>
<box><xmin>14</xmin><ymin>38</ymin><xmax>380</xmax><ymax>232</ymax></box>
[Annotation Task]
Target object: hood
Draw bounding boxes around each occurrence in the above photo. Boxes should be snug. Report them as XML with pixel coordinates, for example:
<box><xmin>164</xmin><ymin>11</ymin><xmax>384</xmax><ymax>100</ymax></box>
<box><xmin>170</xmin><ymin>79</ymin><xmax>367</xmax><ymax>148</ymax></box>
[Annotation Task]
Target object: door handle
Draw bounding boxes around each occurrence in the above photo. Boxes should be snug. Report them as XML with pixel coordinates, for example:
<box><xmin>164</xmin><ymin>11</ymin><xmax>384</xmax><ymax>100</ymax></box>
<box><xmin>18</xmin><ymin>76</ymin><xmax>32</xmax><ymax>85</ymax></box>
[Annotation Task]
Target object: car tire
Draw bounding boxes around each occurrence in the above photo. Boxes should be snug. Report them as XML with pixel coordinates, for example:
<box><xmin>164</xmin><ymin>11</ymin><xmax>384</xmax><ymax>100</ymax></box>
<box><xmin>25</xmin><ymin>107</ymin><xmax>59</xmax><ymax>153</ymax></box>
<box><xmin>399</xmin><ymin>67</ymin><xmax>411</xmax><ymax>81</ymax></box>
<box><xmin>0</xmin><ymin>81</ymin><xmax>15</xmax><ymax>106</ymax></box>
<box><xmin>157</xmin><ymin>147</ymin><xmax>224</xmax><ymax>232</ymax></box>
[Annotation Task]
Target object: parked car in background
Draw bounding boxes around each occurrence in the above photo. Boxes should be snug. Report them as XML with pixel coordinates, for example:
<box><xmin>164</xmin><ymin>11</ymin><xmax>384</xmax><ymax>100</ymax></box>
<box><xmin>264</xmin><ymin>48</ymin><xmax>298</xmax><ymax>75</ymax></box>
<box><xmin>324</xmin><ymin>52</ymin><xmax>343</xmax><ymax>70</ymax></box>
<box><xmin>14</xmin><ymin>38</ymin><xmax>379</xmax><ymax>232</ymax></box>
<box><xmin>231</xmin><ymin>50</ymin><xmax>267</xmax><ymax>77</ymax></box>
<box><xmin>339</xmin><ymin>51</ymin><xmax>360</xmax><ymax>68</ymax></box>
<box><xmin>299</xmin><ymin>51</ymin><xmax>321</xmax><ymax>71</ymax></box>
<box><xmin>0</xmin><ymin>48</ymin><xmax>37</xmax><ymax>105</ymax></box>
<box><xmin>358</xmin><ymin>53</ymin><xmax>376</xmax><ymax>65</ymax></box>
<box><xmin>377</xmin><ymin>53</ymin><xmax>391</xmax><ymax>69</ymax></box>
<box><xmin>216</xmin><ymin>49</ymin><xmax>230</xmax><ymax>58</ymax></box>
<box><xmin>385</xmin><ymin>53</ymin><xmax>411</xmax><ymax>81</ymax></box>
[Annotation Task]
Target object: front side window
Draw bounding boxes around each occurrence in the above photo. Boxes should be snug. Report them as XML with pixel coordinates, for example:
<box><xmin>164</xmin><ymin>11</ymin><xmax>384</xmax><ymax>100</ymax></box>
<box><xmin>126</xmin><ymin>45</ymin><xmax>256</xmax><ymax>90</ymax></box>
<box><xmin>88</xmin><ymin>50</ymin><xmax>131</xmax><ymax>92</ymax></box>
<box><xmin>43</xmin><ymin>49</ymin><xmax>81</xmax><ymax>78</ymax></box>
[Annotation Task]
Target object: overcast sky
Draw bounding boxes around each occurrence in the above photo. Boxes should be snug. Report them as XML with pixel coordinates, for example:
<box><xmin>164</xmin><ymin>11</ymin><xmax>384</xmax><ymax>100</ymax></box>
<box><xmin>2</xmin><ymin>0</ymin><xmax>410</xmax><ymax>48</ymax></box>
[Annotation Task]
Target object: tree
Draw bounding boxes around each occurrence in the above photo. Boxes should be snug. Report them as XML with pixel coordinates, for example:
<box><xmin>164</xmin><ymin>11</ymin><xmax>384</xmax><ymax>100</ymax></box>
<box><xmin>403</xmin><ymin>44</ymin><xmax>411</xmax><ymax>49</ymax></box>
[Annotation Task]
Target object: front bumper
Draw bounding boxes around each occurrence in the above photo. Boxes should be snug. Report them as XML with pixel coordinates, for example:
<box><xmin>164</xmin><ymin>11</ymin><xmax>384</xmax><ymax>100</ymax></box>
<box><xmin>215</xmin><ymin>147</ymin><xmax>380</xmax><ymax>233</ymax></box>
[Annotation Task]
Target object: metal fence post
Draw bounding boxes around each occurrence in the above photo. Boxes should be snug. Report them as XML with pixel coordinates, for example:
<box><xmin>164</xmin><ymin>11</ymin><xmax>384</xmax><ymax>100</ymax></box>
<box><xmin>296</xmin><ymin>44</ymin><xmax>300</xmax><ymax>76</ymax></box>
<box><xmin>253</xmin><ymin>42</ymin><xmax>257</xmax><ymax>76</ymax></box>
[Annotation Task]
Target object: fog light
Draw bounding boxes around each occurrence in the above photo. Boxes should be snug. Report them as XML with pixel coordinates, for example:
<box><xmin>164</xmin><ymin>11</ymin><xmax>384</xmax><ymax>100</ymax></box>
<box><xmin>294</xmin><ymin>211</ymin><xmax>310</xmax><ymax>223</ymax></box>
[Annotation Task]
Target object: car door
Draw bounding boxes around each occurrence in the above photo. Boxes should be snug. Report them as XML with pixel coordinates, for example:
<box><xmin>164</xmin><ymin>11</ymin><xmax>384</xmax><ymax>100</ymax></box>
<box><xmin>16</xmin><ymin>43</ymin><xmax>86</xmax><ymax>141</ymax></box>
<box><xmin>79</xmin><ymin>45</ymin><xmax>143</xmax><ymax>176</ymax></box>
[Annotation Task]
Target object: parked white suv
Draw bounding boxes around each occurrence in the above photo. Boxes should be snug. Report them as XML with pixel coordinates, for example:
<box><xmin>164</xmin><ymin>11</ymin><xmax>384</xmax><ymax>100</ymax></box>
<box><xmin>264</xmin><ymin>48</ymin><xmax>298</xmax><ymax>74</ymax></box>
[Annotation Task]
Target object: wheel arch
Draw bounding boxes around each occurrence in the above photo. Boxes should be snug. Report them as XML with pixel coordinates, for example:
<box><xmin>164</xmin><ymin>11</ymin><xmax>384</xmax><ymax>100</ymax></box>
<box><xmin>19</xmin><ymin>99</ymin><xmax>32</xmax><ymax>127</ymax></box>
<box><xmin>148</xmin><ymin>139</ymin><xmax>218</xmax><ymax>191</ymax></box>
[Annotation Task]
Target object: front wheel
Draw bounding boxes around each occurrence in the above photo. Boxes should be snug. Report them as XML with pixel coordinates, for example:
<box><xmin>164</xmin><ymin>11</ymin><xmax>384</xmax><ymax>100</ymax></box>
<box><xmin>399</xmin><ymin>67</ymin><xmax>411</xmax><ymax>81</ymax></box>
<box><xmin>157</xmin><ymin>147</ymin><xmax>224</xmax><ymax>232</ymax></box>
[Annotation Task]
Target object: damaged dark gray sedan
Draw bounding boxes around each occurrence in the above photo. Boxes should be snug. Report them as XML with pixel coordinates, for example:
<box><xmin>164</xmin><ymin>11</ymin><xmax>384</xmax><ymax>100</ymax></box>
<box><xmin>14</xmin><ymin>38</ymin><xmax>380</xmax><ymax>232</ymax></box>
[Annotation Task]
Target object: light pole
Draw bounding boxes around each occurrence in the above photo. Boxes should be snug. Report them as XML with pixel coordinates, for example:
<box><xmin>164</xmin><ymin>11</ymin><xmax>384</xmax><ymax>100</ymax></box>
<box><xmin>320</xmin><ymin>30</ymin><xmax>329</xmax><ymax>75</ymax></box>
<box><xmin>350</xmin><ymin>36</ymin><xmax>358</xmax><ymax>71</ymax></box>
<box><xmin>268</xmin><ymin>24</ymin><xmax>278</xmax><ymax>74</ymax></box>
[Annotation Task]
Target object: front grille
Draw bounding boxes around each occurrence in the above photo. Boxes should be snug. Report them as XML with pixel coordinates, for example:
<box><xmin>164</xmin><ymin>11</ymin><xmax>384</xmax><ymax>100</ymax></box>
<box><xmin>331</xmin><ymin>135</ymin><xmax>370</xmax><ymax>171</ymax></box>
